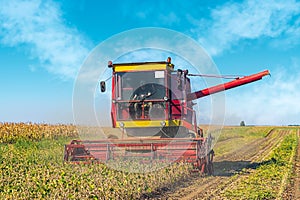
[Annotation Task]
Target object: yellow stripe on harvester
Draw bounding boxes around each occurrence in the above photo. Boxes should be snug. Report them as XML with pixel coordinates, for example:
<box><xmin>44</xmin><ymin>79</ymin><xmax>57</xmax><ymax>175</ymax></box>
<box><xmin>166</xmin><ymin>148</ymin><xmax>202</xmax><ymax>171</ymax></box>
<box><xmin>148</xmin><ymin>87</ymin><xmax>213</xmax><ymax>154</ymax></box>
<box><xmin>114</xmin><ymin>63</ymin><xmax>169</xmax><ymax>72</ymax></box>
<box><xmin>116</xmin><ymin>120</ymin><xmax>181</xmax><ymax>128</ymax></box>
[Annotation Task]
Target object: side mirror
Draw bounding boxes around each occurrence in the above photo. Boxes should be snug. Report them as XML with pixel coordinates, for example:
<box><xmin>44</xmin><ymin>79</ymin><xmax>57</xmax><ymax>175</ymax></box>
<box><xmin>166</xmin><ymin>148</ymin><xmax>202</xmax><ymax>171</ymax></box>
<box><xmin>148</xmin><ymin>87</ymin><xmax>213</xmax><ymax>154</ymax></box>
<box><xmin>100</xmin><ymin>81</ymin><xmax>106</xmax><ymax>92</ymax></box>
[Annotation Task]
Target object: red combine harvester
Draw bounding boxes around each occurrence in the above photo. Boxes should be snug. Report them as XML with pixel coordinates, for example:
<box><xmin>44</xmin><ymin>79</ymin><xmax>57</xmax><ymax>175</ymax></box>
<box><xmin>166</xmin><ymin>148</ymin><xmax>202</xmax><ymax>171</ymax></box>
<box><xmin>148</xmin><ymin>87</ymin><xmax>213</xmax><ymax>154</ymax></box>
<box><xmin>64</xmin><ymin>57</ymin><xmax>269</xmax><ymax>174</ymax></box>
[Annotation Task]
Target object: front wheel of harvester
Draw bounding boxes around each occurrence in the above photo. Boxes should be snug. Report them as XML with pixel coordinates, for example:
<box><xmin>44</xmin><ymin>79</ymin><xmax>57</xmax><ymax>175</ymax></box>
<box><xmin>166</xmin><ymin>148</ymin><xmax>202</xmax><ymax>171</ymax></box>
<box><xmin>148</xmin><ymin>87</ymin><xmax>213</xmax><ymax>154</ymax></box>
<box><xmin>207</xmin><ymin>162</ymin><xmax>214</xmax><ymax>175</ymax></box>
<box><xmin>206</xmin><ymin>150</ymin><xmax>214</xmax><ymax>175</ymax></box>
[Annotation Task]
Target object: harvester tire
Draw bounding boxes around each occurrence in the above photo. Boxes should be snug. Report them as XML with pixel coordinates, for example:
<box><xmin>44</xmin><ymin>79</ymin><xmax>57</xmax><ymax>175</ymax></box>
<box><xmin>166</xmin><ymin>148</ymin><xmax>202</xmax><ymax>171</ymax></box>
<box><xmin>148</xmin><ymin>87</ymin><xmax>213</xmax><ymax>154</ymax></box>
<box><xmin>207</xmin><ymin>162</ymin><xmax>214</xmax><ymax>175</ymax></box>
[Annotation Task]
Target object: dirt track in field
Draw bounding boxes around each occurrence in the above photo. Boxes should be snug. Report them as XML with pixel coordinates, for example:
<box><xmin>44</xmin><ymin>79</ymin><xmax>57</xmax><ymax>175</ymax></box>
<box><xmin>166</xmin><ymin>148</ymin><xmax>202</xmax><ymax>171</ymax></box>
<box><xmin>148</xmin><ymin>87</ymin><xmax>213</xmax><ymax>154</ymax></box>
<box><xmin>283</xmin><ymin>129</ymin><xmax>300</xmax><ymax>200</ymax></box>
<box><xmin>292</xmin><ymin>129</ymin><xmax>300</xmax><ymax>199</ymax></box>
<box><xmin>142</xmin><ymin>129</ymin><xmax>291</xmax><ymax>200</ymax></box>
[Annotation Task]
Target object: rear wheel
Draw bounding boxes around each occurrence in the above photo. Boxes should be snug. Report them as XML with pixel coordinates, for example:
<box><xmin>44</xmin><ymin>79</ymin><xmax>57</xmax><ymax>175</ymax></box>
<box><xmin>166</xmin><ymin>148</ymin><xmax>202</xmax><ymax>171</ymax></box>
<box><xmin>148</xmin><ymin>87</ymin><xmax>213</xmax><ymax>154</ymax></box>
<box><xmin>197</xmin><ymin>129</ymin><xmax>203</xmax><ymax>137</ymax></box>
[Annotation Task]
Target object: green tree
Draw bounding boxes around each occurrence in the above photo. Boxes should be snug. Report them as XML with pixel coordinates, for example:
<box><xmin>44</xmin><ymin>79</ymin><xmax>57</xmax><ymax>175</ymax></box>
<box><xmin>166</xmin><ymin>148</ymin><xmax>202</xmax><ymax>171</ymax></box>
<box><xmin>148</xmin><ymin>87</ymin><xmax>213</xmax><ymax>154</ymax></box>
<box><xmin>240</xmin><ymin>121</ymin><xmax>246</xmax><ymax>126</ymax></box>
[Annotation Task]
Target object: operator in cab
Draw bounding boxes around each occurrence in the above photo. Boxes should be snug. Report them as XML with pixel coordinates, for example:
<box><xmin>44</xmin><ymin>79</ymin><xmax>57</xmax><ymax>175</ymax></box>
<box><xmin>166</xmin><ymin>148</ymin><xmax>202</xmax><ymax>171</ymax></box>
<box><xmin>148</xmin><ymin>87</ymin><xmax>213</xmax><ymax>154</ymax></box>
<box><xmin>131</xmin><ymin>81</ymin><xmax>155</xmax><ymax>119</ymax></box>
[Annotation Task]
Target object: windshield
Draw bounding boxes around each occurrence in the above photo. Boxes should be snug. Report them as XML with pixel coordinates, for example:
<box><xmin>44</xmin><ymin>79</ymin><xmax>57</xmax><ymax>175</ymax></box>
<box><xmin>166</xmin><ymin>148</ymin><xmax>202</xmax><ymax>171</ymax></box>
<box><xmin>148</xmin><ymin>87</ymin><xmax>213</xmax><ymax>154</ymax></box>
<box><xmin>116</xmin><ymin>71</ymin><xmax>166</xmax><ymax>101</ymax></box>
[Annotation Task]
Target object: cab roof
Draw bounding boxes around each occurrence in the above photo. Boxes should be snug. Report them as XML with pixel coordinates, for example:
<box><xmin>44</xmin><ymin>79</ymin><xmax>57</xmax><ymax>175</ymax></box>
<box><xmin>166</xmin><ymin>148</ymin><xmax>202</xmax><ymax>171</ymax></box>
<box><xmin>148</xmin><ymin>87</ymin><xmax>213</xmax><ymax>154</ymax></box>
<box><xmin>111</xmin><ymin>61</ymin><xmax>174</xmax><ymax>72</ymax></box>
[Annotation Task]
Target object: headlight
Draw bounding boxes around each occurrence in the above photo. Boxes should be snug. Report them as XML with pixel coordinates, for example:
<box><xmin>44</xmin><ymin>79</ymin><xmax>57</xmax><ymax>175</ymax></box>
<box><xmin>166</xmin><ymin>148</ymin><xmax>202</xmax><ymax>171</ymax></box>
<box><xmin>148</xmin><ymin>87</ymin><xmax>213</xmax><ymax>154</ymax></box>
<box><xmin>119</xmin><ymin>122</ymin><xmax>124</xmax><ymax>128</ymax></box>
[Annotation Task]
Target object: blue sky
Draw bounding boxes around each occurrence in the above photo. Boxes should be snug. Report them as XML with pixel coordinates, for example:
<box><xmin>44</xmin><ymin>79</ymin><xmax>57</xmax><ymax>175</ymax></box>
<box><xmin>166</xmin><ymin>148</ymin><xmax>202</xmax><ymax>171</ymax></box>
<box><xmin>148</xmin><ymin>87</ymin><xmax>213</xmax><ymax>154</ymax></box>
<box><xmin>0</xmin><ymin>0</ymin><xmax>300</xmax><ymax>125</ymax></box>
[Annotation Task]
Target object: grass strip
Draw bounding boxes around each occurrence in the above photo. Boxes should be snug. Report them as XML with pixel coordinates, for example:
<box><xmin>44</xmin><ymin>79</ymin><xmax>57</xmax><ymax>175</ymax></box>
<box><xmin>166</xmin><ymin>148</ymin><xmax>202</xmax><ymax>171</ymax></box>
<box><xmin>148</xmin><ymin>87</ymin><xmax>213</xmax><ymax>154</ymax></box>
<box><xmin>221</xmin><ymin>129</ymin><xmax>298</xmax><ymax>200</ymax></box>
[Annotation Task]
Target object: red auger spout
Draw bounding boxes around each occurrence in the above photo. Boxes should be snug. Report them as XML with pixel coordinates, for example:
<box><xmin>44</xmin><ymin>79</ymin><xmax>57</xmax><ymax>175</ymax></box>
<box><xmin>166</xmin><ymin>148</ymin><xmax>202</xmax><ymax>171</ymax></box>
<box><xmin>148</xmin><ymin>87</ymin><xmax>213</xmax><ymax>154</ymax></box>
<box><xmin>187</xmin><ymin>70</ymin><xmax>270</xmax><ymax>101</ymax></box>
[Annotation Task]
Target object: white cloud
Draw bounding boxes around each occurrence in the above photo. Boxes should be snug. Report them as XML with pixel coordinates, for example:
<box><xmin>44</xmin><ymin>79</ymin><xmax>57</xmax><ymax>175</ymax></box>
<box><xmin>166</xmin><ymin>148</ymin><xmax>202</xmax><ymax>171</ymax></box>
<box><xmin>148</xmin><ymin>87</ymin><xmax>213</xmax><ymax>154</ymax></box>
<box><xmin>158</xmin><ymin>12</ymin><xmax>180</xmax><ymax>26</ymax></box>
<box><xmin>186</xmin><ymin>0</ymin><xmax>300</xmax><ymax>125</ymax></box>
<box><xmin>0</xmin><ymin>0</ymin><xmax>91</xmax><ymax>79</ymax></box>
<box><xmin>193</xmin><ymin>0</ymin><xmax>300</xmax><ymax>56</ymax></box>
<box><xmin>224</xmin><ymin>66</ymin><xmax>300</xmax><ymax>125</ymax></box>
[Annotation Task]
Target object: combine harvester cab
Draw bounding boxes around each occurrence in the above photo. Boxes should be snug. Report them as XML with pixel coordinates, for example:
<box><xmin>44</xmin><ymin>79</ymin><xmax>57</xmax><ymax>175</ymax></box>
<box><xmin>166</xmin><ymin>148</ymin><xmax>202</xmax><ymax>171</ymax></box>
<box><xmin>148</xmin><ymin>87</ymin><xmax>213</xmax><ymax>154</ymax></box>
<box><xmin>64</xmin><ymin>57</ymin><xmax>269</xmax><ymax>174</ymax></box>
